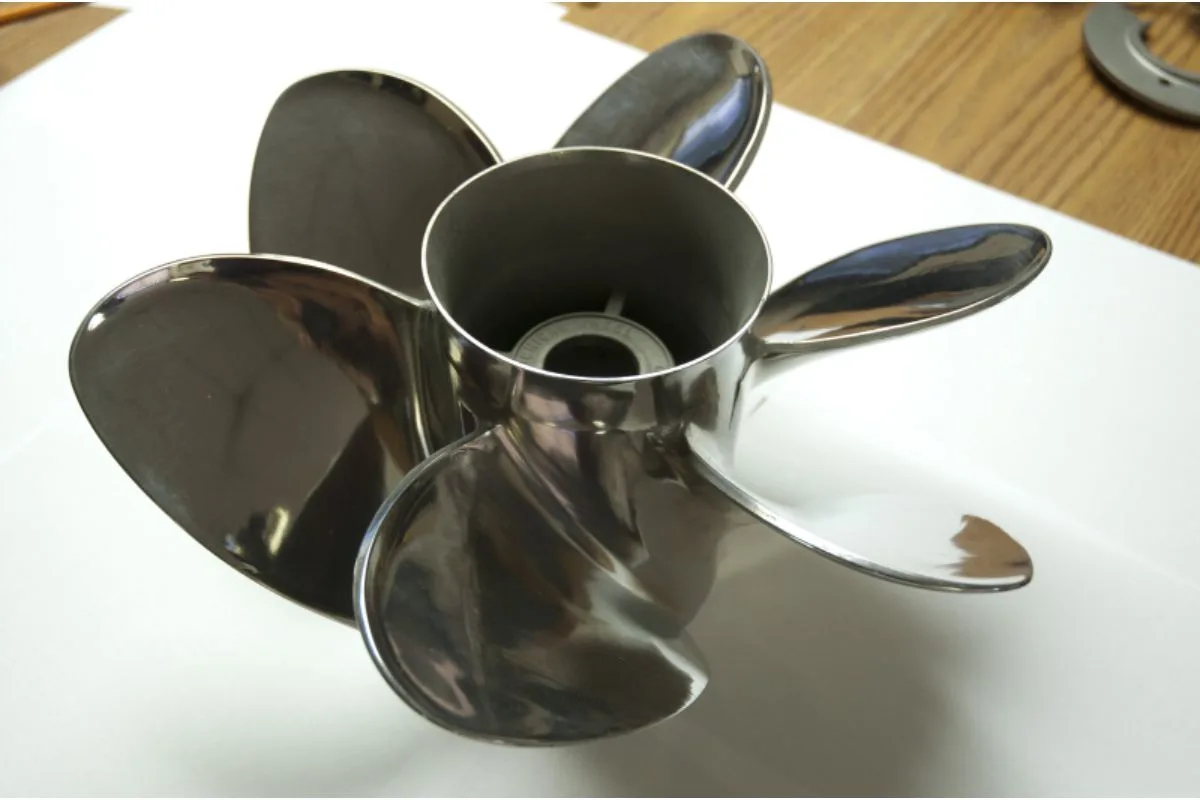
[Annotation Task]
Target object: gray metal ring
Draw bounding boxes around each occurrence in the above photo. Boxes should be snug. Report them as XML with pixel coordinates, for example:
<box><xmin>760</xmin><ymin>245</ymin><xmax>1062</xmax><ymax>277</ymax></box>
<box><xmin>1083</xmin><ymin>3</ymin><xmax>1200</xmax><ymax>124</ymax></box>
<box><xmin>511</xmin><ymin>312</ymin><xmax>675</xmax><ymax>376</ymax></box>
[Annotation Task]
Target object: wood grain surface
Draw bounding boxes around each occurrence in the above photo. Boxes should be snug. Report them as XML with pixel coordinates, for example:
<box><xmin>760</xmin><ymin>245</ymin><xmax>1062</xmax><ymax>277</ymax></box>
<box><xmin>0</xmin><ymin>2</ymin><xmax>118</xmax><ymax>85</ymax></box>
<box><xmin>1</xmin><ymin>3</ymin><xmax>1197</xmax><ymax>262</ymax></box>
<box><xmin>565</xmin><ymin>2</ymin><xmax>1200</xmax><ymax>263</ymax></box>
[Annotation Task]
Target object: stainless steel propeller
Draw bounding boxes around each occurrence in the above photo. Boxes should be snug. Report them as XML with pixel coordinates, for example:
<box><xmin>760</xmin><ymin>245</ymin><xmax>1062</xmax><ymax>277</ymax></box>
<box><xmin>68</xmin><ymin>37</ymin><xmax>1050</xmax><ymax>747</ymax></box>
<box><xmin>346</xmin><ymin>148</ymin><xmax>1048</xmax><ymax>744</ymax></box>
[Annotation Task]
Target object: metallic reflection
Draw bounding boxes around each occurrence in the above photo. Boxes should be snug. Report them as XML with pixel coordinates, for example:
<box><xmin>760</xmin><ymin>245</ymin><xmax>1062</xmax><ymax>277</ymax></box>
<box><xmin>71</xmin><ymin>144</ymin><xmax>1052</xmax><ymax>745</ymax></box>
<box><xmin>353</xmin><ymin>149</ymin><xmax>1049</xmax><ymax>744</ymax></box>
<box><xmin>556</xmin><ymin>32</ymin><xmax>770</xmax><ymax>190</ymax></box>
<box><xmin>752</xmin><ymin>224</ymin><xmax>1052</xmax><ymax>356</ymax></box>
<box><xmin>686</xmin><ymin>222</ymin><xmax>1051</xmax><ymax>591</ymax></box>
<box><xmin>249</xmin><ymin>70</ymin><xmax>500</xmax><ymax>299</ymax></box>
<box><xmin>688</xmin><ymin>459</ymin><xmax>1034</xmax><ymax>593</ymax></box>
<box><xmin>355</xmin><ymin>424</ymin><xmax>722</xmax><ymax>745</ymax></box>
<box><xmin>953</xmin><ymin>515</ymin><xmax>1033</xmax><ymax>581</ymax></box>
<box><xmin>68</xmin><ymin>255</ymin><xmax>463</xmax><ymax>622</ymax></box>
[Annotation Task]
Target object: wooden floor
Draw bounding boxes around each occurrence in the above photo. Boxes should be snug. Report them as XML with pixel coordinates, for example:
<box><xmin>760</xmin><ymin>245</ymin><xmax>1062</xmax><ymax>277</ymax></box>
<box><xmin>2</xmin><ymin>2</ymin><xmax>1198</xmax><ymax>263</ymax></box>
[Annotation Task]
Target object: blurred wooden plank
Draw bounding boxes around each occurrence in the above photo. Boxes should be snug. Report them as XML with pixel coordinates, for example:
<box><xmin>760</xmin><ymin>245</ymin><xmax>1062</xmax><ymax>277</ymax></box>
<box><xmin>0</xmin><ymin>3</ymin><xmax>71</xmax><ymax>26</ymax></box>
<box><xmin>565</xmin><ymin>3</ymin><xmax>1200</xmax><ymax>263</ymax></box>
<box><xmin>0</xmin><ymin>2</ymin><xmax>120</xmax><ymax>86</ymax></box>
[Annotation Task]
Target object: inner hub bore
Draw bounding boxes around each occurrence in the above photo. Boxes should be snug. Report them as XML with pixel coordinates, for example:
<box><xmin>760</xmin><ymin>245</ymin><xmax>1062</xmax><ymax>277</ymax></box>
<box><xmin>543</xmin><ymin>335</ymin><xmax>639</xmax><ymax>378</ymax></box>
<box><xmin>511</xmin><ymin>311</ymin><xmax>675</xmax><ymax>378</ymax></box>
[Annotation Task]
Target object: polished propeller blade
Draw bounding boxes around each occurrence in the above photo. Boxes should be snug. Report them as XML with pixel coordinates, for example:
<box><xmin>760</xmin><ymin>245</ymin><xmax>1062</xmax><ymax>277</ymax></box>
<box><xmin>68</xmin><ymin>255</ymin><xmax>464</xmax><ymax>622</ymax></box>
<box><xmin>556</xmin><ymin>32</ymin><xmax>771</xmax><ymax>190</ymax></box>
<box><xmin>787</xmin><ymin>495</ymin><xmax>1032</xmax><ymax>589</ymax></box>
<box><xmin>689</xmin><ymin>436</ymin><xmax>1032</xmax><ymax>593</ymax></box>
<box><xmin>249</xmin><ymin>70</ymin><xmax>500</xmax><ymax>300</ymax></box>
<box><xmin>688</xmin><ymin>223</ymin><xmax>1050</xmax><ymax>592</ymax></box>
<box><xmin>355</xmin><ymin>425</ymin><xmax>709</xmax><ymax>745</ymax></box>
<box><xmin>752</xmin><ymin>224</ymin><xmax>1052</xmax><ymax>356</ymax></box>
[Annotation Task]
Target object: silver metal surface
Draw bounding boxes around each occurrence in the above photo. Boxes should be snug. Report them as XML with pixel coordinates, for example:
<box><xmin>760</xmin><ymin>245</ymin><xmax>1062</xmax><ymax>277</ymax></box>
<box><xmin>696</xmin><ymin>222</ymin><xmax>1048</xmax><ymax>590</ymax></box>
<box><xmin>247</xmin><ymin>36</ymin><xmax>769</xmax><ymax>302</ymax></box>
<box><xmin>68</xmin><ymin>255</ymin><xmax>463</xmax><ymax>623</ymax></box>
<box><xmin>751</xmin><ymin>224</ymin><xmax>1052</xmax><ymax>357</ymax></box>
<box><xmin>351</xmin><ymin>147</ymin><xmax>1049</xmax><ymax>744</ymax></box>
<box><xmin>556</xmin><ymin>32</ymin><xmax>770</xmax><ymax>189</ymax></box>
<box><xmin>510</xmin><ymin>312</ymin><xmax>675</xmax><ymax>376</ymax></box>
<box><xmin>73</xmin><ymin>39</ymin><xmax>771</xmax><ymax>630</ymax></box>
<box><xmin>354</xmin><ymin>424</ymin><xmax>722</xmax><ymax>745</ymax></box>
<box><xmin>249</xmin><ymin>70</ymin><xmax>501</xmax><ymax>299</ymax></box>
<box><xmin>68</xmin><ymin>43</ymin><xmax>1052</xmax><ymax>745</ymax></box>
<box><xmin>357</xmin><ymin>147</ymin><xmax>766</xmax><ymax>744</ymax></box>
<box><xmin>1083</xmin><ymin>3</ymin><xmax>1200</xmax><ymax>124</ymax></box>
<box><xmin>687</xmin><ymin>442</ymin><xmax>1035</xmax><ymax>593</ymax></box>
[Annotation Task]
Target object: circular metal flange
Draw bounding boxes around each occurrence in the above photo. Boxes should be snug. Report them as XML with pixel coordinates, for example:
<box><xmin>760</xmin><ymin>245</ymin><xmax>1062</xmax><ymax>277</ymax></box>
<box><xmin>511</xmin><ymin>312</ymin><xmax>675</xmax><ymax>378</ymax></box>
<box><xmin>1083</xmin><ymin>3</ymin><xmax>1200</xmax><ymax>124</ymax></box>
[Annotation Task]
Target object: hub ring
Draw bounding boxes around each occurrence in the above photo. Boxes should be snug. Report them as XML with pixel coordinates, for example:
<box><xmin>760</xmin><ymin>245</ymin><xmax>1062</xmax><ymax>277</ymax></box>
<box><xmin>511</xmin><ymin>312</ymin><xmax>675</xmax><ymax>376</ymax></box>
